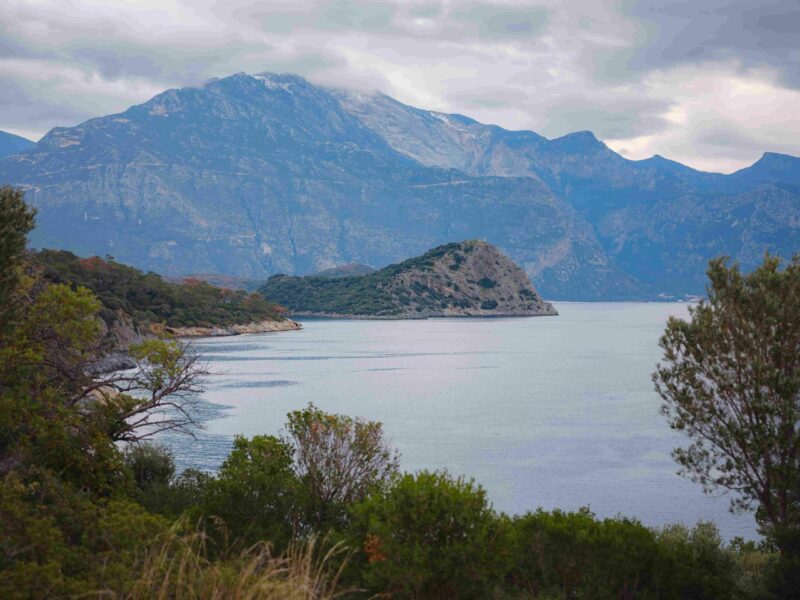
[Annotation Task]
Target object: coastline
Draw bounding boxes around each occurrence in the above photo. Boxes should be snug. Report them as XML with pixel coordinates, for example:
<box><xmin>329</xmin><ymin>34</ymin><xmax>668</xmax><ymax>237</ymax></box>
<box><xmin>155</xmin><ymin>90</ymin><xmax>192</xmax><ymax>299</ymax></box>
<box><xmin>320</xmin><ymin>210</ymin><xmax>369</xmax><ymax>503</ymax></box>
<box><xmin>289</xmin><ymin>306</ymin><xmax>558</xmax><ymax>320</ymax></box>
<box><xmin>163</xmin><ymin>318</ymin><xmax>302</xmax><ymax>337</ymax></box>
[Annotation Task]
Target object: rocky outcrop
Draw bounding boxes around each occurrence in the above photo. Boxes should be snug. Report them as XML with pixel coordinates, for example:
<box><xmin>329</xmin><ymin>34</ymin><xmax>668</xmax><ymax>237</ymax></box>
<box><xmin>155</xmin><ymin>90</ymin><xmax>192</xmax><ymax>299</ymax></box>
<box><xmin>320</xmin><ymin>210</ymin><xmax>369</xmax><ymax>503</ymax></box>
<box><xmin>161</xmin><ymin>318</ymin><xmax>301</xmax><ymax>337</ymax></box>
<box><xmin>262</xmin><ymin>240</ymin><xmax>557</xmax><ymax>318</ymax></box>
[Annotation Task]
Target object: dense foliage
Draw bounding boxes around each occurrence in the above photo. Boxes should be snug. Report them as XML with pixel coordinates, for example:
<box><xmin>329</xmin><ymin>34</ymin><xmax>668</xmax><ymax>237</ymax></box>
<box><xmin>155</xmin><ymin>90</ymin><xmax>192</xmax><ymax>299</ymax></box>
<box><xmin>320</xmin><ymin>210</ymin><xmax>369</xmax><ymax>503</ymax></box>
<box><xmin>33</xmin><ymin>249</ymin><xmax>287</xmax><ymax>328</ymax></box>
<box><xmin>261</xmin><ymin>241</ymin><xmax>479</xmax><ymax>316</ymax></box>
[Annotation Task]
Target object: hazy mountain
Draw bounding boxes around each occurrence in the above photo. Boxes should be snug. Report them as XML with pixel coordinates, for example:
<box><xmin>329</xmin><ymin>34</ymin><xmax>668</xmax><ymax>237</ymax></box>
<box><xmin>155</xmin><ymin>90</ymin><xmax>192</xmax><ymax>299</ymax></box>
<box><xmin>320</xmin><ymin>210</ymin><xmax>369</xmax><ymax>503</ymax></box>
<box><xmin>338</xmin><ymin>91</ymin><xmax>800</xmax><ymax>297</ymax></box>
<box><xmin>0</xmin><ymin>73</ymin><xmax>634</xmax><ymax>300</ymax></box>
<box><xmin>262</xmin><ymin>240</ymin><xmax>557</xmax><ymax>318</ymax></box>
<box><xmin>0</xmin><ymin>72</ymin><xmax>797</xmax><ymax>300</ymax></box>
<box><xmin>0</xmin><ymin>130</ymin><xmax>35</xmax><ymax>160</ymax></box>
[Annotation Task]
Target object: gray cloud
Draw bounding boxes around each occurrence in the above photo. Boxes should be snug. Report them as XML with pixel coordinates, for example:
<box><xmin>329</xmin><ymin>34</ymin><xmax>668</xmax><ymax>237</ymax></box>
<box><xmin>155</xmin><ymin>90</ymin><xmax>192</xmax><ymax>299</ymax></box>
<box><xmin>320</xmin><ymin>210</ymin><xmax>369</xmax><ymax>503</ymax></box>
<box><xmin>0</xmin><ymin>0</ymin><xmax>797</xmax><ymax>171</ymax></box>
<box><xmin>625</xmin><ymin>0</ymin><xmax>800</xmax><ymax>86</ymax></box>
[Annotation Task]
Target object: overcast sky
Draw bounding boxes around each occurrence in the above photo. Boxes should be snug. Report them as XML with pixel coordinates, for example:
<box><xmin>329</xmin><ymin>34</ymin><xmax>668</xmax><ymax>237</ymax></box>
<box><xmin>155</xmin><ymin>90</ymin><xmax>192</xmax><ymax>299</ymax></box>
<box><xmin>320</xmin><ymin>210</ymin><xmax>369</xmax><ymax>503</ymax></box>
<box><xmin>2</xmin><ymin>0</ymin><xmax>798</xmax><ymax>172</ymax></box>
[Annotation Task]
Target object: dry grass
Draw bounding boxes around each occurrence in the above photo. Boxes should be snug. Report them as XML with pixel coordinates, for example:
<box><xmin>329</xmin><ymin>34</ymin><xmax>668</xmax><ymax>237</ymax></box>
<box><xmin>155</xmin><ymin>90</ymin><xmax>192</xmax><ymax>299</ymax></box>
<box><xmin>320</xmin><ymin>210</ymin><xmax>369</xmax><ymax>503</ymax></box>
<box><xmin>99</xmin><ymin>525</ymin><xmax>351</xmax><ymax>600</ymax></box>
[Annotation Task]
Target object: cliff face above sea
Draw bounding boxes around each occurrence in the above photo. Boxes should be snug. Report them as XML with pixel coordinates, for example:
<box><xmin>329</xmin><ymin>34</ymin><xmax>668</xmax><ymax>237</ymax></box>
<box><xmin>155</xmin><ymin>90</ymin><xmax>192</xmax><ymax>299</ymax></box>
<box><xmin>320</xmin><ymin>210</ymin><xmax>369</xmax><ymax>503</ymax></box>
<box><xmin>262</xmin><ymin>240</ymin><xmax>557</xmax><ymax>318</ymax></box>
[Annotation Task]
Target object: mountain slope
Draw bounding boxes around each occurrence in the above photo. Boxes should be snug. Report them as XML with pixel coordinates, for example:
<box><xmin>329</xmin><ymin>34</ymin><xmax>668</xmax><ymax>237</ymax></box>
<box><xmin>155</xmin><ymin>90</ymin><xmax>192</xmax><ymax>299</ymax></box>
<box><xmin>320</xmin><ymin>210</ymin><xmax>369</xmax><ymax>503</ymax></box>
<box><xmin>1</xmin><ymin>72</ymin><xmax>797</xmax><ymax>300</ymax></box>
<box><xmin>0</xmin><ymin>130</ymin><xmax>35</xmax><ymax>160</ymax></box>
<box><xmin>337</xmin><ymin>90</ymin><xmax>800</xmax><ymax>295</ymax></box>
<box><xmin>0</xmin><ymin>72</ymin><xmax>634</xmax><ymax>300</ymax></box>
<box><xmin>262</xmin><ymin>240</ymin><xmax>557</xmax><ymax>317</ymax></box>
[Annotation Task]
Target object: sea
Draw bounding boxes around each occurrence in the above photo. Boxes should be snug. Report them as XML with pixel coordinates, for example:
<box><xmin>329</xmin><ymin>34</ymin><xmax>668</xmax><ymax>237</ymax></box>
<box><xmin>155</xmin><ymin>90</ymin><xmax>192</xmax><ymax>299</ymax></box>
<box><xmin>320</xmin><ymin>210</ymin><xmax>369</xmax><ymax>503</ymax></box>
<box><xmin>161</xmin><ymin>302</ymin><xmax>758</xmax><ymax>540</ymax></box>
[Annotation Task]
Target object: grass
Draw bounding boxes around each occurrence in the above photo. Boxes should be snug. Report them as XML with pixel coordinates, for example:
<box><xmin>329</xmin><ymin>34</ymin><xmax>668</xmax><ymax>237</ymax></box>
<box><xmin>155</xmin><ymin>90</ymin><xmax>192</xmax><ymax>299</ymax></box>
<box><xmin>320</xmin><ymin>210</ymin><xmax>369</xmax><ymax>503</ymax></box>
<box><xmin>105</xmin><ymin>525</ymin><xmax>351</xmax><ymax>600</ymax></box>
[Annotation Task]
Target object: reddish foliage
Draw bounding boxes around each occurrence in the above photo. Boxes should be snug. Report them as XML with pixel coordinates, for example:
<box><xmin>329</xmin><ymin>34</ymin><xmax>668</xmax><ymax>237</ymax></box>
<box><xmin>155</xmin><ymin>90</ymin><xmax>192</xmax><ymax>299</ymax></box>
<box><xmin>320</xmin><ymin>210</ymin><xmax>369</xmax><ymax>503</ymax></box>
<box><xmin>77</xmin><ymin>256</ymin><xmax>108</xmax><ymax>271</ymax></box>
<box><xmin>364</xmin><ymin>534</ymin><xmax>387</xmax><ymax>563</ymax></box>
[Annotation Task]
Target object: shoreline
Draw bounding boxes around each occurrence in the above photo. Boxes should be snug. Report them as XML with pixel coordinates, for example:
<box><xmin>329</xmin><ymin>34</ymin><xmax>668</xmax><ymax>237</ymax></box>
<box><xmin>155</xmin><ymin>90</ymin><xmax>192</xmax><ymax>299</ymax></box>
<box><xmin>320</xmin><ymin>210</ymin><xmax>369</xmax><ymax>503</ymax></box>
<box><xmin>164</xmin><ymin>318</ymin><xmax>302</xmax><ymax>337</ymax></box>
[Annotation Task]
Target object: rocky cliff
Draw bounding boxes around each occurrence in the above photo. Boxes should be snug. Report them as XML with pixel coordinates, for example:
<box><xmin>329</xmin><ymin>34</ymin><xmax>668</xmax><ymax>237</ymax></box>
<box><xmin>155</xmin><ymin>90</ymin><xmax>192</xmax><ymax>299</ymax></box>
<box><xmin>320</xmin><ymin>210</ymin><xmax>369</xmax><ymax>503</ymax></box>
<box><xmin>262</xmin><ymin>240</ymin><xmax>556</xmax><ymax>318</ymax></box>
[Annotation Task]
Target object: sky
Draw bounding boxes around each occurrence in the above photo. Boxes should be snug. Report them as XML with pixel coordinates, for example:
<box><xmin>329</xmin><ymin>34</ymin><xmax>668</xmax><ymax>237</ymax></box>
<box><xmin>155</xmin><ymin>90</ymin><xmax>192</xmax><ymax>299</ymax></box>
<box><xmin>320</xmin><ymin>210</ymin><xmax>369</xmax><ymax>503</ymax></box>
<box><xmin>1</xmin><ymin>0</ymin><xmax>798</xmax><ymax>173</ymax></box>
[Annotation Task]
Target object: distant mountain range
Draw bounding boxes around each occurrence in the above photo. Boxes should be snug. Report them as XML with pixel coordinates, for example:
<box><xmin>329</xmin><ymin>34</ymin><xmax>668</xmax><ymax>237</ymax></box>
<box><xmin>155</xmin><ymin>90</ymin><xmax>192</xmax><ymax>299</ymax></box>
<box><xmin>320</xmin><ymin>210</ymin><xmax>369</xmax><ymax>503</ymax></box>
<box><xmin>0</xmin><ymin>130</ymin><xmax>35</xmax><ymax>160</ymax></box>
<box><xmin>262</xmin><ymin>240</ymin><xmax>556</xmax><ymax>318</ymax></box>
<box><xmin>1</xmin><ymin>72</ymin><xmax>797</xmax><ymax>300</ymax></box>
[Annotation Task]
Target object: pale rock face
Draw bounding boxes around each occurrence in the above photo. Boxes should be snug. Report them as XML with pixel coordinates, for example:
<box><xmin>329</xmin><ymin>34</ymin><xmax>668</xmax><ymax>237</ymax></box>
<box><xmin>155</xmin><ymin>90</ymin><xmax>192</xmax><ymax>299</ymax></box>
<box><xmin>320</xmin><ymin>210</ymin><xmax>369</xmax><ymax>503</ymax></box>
<box><xmin>163</xmin><ymin>318</ymin><xmax>301</xmax><ymax>337</ymax></box>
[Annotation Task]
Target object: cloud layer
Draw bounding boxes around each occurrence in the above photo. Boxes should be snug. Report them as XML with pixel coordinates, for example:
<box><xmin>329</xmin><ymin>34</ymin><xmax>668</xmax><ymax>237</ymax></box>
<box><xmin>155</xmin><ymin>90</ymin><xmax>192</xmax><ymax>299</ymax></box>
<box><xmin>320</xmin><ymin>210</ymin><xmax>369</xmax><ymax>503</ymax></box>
<box><xmin>2</xmin><ymin>0</ymin><xmax>798</xmax><ymax>172</ymax></box>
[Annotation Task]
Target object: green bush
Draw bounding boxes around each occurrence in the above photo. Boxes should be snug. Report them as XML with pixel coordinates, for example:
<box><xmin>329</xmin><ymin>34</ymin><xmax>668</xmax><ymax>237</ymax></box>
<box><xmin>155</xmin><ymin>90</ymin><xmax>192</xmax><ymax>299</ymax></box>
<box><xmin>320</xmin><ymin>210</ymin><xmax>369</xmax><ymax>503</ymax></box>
<box><xmin>195</xmin><ymin>435</ymin><xmax>300</xmax><ymax>555</ymax></box>
<box><xmin>124</xmin><ymin>442</ymin><xmax>176</xmax><ymax>490</ymax></box>
<box><xmin>0</xmin><ymin>471</ymin><xmax>168</xmax><ymax>599</ymax></box>
<box><xmin>352</xmin><ymin>470</ymin><xmax>508</xmax><ymax>598</ymax></box>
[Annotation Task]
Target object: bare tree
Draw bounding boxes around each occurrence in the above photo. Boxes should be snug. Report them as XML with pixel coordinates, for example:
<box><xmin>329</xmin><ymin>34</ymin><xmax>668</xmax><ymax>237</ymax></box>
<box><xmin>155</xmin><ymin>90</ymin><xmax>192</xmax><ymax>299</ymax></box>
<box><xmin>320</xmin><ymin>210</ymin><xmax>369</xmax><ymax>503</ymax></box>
<box><xmin>85</xmin><ymin>338</ymin><xmax>209</xmax><ymax>443</ymax></box>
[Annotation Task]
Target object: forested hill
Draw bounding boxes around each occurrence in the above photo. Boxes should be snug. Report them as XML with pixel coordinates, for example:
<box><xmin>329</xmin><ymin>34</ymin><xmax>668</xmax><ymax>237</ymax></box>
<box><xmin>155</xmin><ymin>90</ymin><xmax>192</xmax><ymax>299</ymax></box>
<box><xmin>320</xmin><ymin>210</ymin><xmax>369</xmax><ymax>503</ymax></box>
<box><xmin>33</xmin><ymin>249</ymin><xmax>290</xmax><ymax>332</ymax></box>
<box><xmin>261</xmin><ymin>240</ymin><xmax>557</xmax><ymax>318</ymax></box>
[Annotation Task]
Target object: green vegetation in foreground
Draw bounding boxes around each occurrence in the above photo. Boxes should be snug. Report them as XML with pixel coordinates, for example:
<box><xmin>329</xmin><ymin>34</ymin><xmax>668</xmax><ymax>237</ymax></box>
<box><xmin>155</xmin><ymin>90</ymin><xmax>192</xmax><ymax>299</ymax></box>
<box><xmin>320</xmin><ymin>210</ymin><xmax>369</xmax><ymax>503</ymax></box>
<box><xmin>33</xmin><ymin>248</ymin><xmax>288</xmax><ymax>329</ymax></box>
<box><xmin>1</xmin><ymin>187</ymin><xmax>799</xmax><ymax>598</ymax></box>
<box><xmin>261</xmin><ymin>241</ymin><xmax>479</xmax><ymax>316</ymax></box>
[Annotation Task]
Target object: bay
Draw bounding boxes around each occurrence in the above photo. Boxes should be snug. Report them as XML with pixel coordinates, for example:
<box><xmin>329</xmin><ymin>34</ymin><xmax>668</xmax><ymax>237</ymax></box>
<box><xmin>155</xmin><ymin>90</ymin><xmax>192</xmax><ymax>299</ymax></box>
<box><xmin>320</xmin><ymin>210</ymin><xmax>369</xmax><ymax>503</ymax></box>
<box><xmin>163</xmin><ymin>302</ymin><xmax>757</xmax><ymax>540</ymax></box>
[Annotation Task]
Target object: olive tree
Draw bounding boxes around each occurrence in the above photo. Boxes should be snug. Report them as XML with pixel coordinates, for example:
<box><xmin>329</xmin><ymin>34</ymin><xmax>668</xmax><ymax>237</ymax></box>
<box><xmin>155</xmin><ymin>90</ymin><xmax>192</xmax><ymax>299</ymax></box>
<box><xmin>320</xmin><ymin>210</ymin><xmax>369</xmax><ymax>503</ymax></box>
<box><xmin>654</xmin><ymin>255</ymin><xmax>800</xmax><ymax>553</ymax></box>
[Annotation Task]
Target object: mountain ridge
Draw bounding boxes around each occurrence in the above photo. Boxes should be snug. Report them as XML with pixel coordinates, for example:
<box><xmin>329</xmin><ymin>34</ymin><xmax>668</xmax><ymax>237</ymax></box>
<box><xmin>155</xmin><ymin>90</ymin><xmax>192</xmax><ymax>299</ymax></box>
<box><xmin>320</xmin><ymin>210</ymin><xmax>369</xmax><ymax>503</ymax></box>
<box><xmin>1</xmin><ymin>71</ymin><xmax>797</xmax><ymax>300</ymax></box>
<box><xmin>0</xmin><ymin>130</ymin><xmax>35</xmax><ymax>160</ymax></box>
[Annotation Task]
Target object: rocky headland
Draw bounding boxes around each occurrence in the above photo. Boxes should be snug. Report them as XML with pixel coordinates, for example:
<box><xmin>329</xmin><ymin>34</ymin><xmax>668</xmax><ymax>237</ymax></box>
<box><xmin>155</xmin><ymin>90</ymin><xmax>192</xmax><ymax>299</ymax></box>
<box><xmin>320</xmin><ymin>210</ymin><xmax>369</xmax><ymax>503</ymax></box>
<box><xmin>262</xmin><ymin>240</ymin><xmax>557</xmax><ymax>318</ymax></box>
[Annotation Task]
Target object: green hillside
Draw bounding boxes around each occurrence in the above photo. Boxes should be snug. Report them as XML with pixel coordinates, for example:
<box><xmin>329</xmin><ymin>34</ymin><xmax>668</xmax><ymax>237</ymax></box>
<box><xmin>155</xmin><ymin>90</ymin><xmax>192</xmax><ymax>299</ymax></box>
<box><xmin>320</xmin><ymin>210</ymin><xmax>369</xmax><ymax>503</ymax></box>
<box><xmin>34</xmin><ymin>249</ymin><xmax>288</xmax><ymax>329</ymax></box>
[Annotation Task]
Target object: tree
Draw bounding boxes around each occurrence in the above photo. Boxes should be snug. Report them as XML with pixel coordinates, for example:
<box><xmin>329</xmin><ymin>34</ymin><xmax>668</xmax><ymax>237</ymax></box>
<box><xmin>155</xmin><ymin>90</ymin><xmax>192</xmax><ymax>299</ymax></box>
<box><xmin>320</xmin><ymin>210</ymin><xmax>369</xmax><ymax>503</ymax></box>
<box><xmin>0</xmin><ymin>189</ymin><xmax>206</xmax><ymax>488</ymax></box>
<box><xmin>654</xmin><ymin>255</ymin><xmax>800</xmax><ymax>555</ymax></box>
<box><xmin>0</xmin><ymin>186</ymin><xmax>35</xmax><ymax>331</ymax></box>
<box><xmin>284</xmin><ymin>403</ymin><xmax>399</xmax><ymax>531</ymax></box>
<box><xmin>98</xmin><ymin>338</ymin><xmax>207</xmax><ymax>443</ymax></box>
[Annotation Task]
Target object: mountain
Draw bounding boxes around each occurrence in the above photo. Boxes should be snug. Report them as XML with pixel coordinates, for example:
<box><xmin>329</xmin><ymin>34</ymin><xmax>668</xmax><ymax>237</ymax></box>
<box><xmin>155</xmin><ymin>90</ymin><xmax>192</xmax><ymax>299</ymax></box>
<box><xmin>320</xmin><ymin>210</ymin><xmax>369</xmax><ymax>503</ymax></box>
<box><xmin>0</xmin><ymin>73</ymin><xmax>631</xmax><ymax>300</ymax></box>
<box><xmin>0</xmin><ymin>130</ymin><xmax>35</xmax><ymax>160</ymax></box>
<box><xmin>1</xmin><ymin>72</ymin><xmax>797</xmax><ymax>300</ymax></box>
<box><xmin>314</xmin><ymin>263</ymin><xmax>375</xmax><ymax>278</ymax></box>
<box><xmin>337</xmin><ymin>91</ymin><xmax>800</xmax><ymax>297</ymax></box>
<box><xmin>261</xmin><ymin>240</ymin><xmax>557</xmax><ymax>318</ymax></box>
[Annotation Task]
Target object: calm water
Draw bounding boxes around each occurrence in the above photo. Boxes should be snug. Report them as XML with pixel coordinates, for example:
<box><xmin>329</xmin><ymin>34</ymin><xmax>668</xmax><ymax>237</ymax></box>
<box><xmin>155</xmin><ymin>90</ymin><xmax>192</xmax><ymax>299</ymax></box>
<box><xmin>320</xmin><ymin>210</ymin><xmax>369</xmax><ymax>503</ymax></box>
<box><xmin>165</xmin><ymin>303</ymin><xmax>757</xmax><ymax>540</ymax></box>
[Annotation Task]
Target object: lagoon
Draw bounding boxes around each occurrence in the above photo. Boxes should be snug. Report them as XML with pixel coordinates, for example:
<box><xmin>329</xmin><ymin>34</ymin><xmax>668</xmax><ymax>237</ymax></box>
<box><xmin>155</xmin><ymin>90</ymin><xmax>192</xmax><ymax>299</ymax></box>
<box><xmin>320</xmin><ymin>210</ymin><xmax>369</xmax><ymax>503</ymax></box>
<box><xmin>164</xmin><ymin>302</ymin><xmax>757</xmax><ymax>540</ymax></box>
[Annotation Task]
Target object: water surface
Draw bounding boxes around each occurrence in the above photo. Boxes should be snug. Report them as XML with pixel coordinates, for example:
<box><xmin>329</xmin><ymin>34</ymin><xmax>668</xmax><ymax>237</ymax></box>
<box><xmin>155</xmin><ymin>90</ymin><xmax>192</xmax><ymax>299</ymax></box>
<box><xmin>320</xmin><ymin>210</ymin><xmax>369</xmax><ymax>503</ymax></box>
<box><xmin>165</xmin><ymin>303</ymin><xmax>757</xmax><ymax>540</ymax></box>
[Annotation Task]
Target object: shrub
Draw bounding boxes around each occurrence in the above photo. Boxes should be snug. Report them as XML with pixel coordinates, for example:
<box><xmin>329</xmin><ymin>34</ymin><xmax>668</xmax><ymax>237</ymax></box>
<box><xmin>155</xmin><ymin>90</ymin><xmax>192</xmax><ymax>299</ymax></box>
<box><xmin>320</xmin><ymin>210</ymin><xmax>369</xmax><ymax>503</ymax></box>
<box><xmin>197</xmin><ymin>435</ymin><xmax>300</xmax><ymax>555</ymax></box>
<box><xmin>285</xmin><ymin>404</ymin><xmax>399</xmax><ymax>533</ymax></box>
<box><xmin>352</xmin><ymin>470</ymin><xmax>507</xmax><ymax>598</ymax></box>
<box><xmin>507</xmin><ymin>508</ymin><xmax>657</xmax><ymax>598</ymax></box>
<box><xmin>123</xmin><ymin>443</ymin><xmax>176</xmax><ymax>490</ymax></box>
